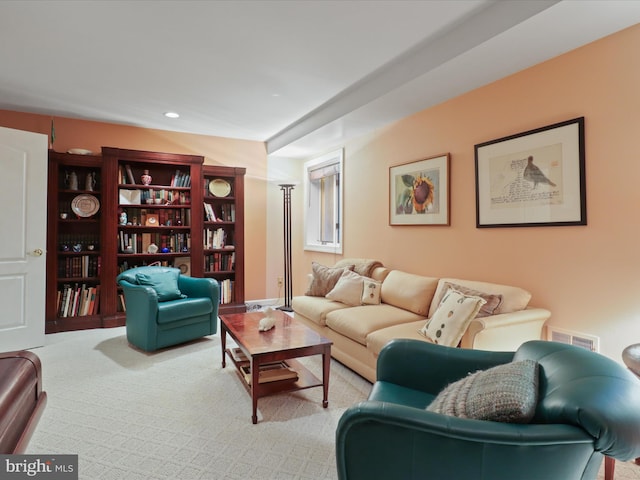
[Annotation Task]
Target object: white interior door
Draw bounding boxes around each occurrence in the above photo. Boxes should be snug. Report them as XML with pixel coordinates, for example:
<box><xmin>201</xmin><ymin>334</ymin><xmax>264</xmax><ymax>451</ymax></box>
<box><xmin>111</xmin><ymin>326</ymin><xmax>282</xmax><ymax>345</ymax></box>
<box><xmin>0</xmin><ymin>126</ymin><xmax>47</xmax><ymax>351</ymax></box>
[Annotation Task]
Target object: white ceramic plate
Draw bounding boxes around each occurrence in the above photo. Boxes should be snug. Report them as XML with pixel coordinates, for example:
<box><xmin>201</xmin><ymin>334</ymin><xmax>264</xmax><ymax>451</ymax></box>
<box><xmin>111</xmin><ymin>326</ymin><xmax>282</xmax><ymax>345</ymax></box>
<box><xmin>209</xmin><ymin>179</ymin><xmax>231</xmax><ymax>197</ymax></box>
<box><xmin>67</xmin><ymin>148</ymin><xmax>93</xmax><ymax>155</ymax></box>
<box><xmin>71</xmin><ymin>194</ymin><xmax>100</xmax><ymax>217</ymax></box>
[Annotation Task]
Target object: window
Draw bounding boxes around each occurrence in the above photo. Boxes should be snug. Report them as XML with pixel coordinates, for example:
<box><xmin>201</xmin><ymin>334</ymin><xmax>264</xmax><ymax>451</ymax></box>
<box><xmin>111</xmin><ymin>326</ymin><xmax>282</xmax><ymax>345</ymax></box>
<box><xmin>304</xmin><ymin>149</ymin><xmax>343</xmax><ymax>253</ymax></box>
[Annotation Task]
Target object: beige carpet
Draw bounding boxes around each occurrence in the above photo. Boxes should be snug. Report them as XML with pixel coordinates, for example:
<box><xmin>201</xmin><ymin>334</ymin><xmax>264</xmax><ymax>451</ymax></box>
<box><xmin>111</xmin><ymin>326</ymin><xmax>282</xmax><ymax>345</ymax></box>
<box><xmin>25</xmin><ymin>327</ymin><xmax>639</xmax><ymax>480</ymax></box>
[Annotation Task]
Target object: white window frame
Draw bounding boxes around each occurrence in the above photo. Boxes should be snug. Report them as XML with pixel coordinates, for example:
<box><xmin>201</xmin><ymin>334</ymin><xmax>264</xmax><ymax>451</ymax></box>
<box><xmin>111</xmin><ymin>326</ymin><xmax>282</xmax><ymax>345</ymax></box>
<box><xmin>303</xmin><ymin>149</ymin><xmax>343</xmax><ymax>254</ymax></box>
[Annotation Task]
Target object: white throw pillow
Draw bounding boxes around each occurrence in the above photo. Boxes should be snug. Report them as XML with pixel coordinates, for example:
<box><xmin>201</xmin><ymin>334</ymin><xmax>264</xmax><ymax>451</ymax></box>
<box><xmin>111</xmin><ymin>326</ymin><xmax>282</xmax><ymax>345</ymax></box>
<box><xmin>419</xmin><ymin>288</ymin><xmax>486</xmax><ymax>347</ymax></box>
<box><xmin>326</xmin><ymin>270</ymin><xmax>364</xmax><ymax>306</ymax></box>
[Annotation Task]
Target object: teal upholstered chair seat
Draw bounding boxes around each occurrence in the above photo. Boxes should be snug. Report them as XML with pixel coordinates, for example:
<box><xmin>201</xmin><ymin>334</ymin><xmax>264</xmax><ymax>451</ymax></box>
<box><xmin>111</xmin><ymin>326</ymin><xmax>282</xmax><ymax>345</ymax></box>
<box><xmin>336</xmin><ymin>339</ymin><xmax>640</xmax><ymax>480</ymax></box>
<box><xmin>116</xmin><ymin>266</ymin><xmax>219</xmax><ymax>352</ymax></box>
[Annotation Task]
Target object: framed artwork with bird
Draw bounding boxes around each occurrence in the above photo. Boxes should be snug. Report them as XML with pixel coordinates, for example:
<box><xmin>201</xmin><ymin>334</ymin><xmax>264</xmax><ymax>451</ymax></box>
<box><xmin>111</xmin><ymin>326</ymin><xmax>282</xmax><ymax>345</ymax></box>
<box><xmin>474</xmin><ymin>117</ymin><xmax>585</xmax><ymax>228</ymax></box>
<box><xmin>389</xmin><ymin>153</ymin><xmax>450</xmax><ymax>226</ymax></box>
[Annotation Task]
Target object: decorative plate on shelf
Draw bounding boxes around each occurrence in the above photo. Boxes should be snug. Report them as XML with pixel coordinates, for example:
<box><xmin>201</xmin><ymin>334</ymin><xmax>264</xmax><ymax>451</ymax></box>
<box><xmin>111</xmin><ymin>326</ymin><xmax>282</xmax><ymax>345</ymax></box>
<box><xmin>71</xmin><ymin>194</ymin><xmax>100</xmax><ymax>217</ymax></box>
<box><xmin>209</xmin><ymin>179</ymin><xmax>231</xmax><ymax>197</ymax></box>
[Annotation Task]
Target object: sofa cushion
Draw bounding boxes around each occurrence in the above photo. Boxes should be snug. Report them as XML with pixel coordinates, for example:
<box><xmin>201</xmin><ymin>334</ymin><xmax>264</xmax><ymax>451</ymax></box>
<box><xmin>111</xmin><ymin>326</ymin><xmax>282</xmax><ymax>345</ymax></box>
<box><xmin>157</xmin><ymin>297</ymin><xmax>213</xmax><ymax>324</ymax></box>
<box><xmin>291</xmin><ymin>296</ymin><xmax>349</xmax><ymax>327</ymax></box>
<box><xmin>366</xmin><ymin>320</ymin><xmax>431</xmax><ymax>357</ymax></box>
<box><xmin>419</xmin><ymin>288</ymin><xmax>486</xmax><ymax>347</ymax></box>
<box><xmin>135</xmin><ymin>270</ymin><xmax>185</xmax><ymax>302</ymax></box>
<box><xmin>326</xmin><ymin>304</ymin><xmax>425</xmax><ymax>346</ymax></box>
<box><xmin>429</xmin><ymin>278</ymin><xmax>531</xmax><ymax>318</ymax></box>
<box><xmin>305</xmin><ymin>262</ymin><xmax>354</xmax><ymax>297</ymax></box>
<box><xmin>427</xmin><ymin>359</ymin><xmax>539</xmax><ymax>424</ymax></box>
<box><xmin>326</xmin><ymin>270</ymin><xmax>366</xmax><ymax>306</ymax></box>
<box><xmin>442</xmin><ymin>282</ymin><xmax>502</xmax><ymax>318</ymax></box>
<box><xmin>381</xmin><ymin>270</ymin><xmax>439</xmax><ymax>316</ymax></box>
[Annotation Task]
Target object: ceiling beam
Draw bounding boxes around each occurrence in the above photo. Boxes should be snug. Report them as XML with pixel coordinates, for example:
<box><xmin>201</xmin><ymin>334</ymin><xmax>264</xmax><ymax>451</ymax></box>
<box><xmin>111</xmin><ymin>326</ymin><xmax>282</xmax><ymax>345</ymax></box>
<box><xmin>266</xmin><ymin>0</ymin><xmax>560</xmax><ymax>155</ymax></box>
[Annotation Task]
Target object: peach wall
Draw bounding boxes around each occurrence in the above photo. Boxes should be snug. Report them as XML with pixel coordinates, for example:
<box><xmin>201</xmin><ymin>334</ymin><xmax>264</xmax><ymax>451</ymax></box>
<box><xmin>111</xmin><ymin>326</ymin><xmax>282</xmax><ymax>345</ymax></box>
<box><xmin>0</xmin><ymin>112</ymin><xmax>269</xmax><ymax>301</ymax></box>
<box><xmin>293</xmin><ymin>24</ymin><xmax>640</xmax><ymax>360</ymax></box>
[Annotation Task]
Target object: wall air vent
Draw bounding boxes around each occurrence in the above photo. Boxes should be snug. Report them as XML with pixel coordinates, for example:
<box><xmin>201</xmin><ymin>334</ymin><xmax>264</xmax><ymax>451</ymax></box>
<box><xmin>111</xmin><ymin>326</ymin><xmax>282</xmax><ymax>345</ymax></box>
<box><xmin>547</xmin><ymin>327</ymin><xmax>599</xmax><ymax>353</ymax></box>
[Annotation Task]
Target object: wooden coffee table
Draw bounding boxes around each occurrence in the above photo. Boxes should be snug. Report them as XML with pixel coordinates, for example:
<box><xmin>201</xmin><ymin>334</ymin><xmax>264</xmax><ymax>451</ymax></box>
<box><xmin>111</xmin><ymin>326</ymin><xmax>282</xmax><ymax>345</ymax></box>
<box><xmin>220</xmin><ymin>310</ymin><xmax>333</xmax><ymax>424</ymax></box>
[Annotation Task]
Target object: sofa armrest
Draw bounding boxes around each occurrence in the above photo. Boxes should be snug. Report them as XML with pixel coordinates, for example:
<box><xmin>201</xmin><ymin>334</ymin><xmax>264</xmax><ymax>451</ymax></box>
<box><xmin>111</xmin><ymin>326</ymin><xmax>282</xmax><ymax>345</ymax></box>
<box><xmin>463</xmin><ymin>307</ymin><xmax>551</xmax><ymax>351</ymax></box>
<box><xmin>336</xmin><ymin>401</ymin><xmax>593</xmax><ymax>480</ymax></box>
<box><xmin>376</xmin><ymin>339</ymin><xmax>514</xmax><ymax>394</ymax></box>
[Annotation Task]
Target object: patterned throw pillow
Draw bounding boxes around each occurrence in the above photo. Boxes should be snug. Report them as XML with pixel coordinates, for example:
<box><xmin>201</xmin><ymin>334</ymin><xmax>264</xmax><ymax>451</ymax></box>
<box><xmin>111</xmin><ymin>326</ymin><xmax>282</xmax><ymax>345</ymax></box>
<box><xmin>305</xmin><ymin>262</ymin><xmax>354</xmax><ymax>297</ymax></box>
<box><xmin>361</xmin><ymin>279</ymin><xmax>381</xmax><ymax>305</ymax></box>
<box><xmin>419</xmin><ymin>288</ymin><xmax>486</xmax><ymax>347</ymax></box>
<box><xmin>427</xmin><ymin>360</ymin><xmax>539</xmax><ymax>424</ymax></box>
<box><xmin>443</xmin><ymin>282</ymin><xmax>503</xmax><ymax>318</ymax></box>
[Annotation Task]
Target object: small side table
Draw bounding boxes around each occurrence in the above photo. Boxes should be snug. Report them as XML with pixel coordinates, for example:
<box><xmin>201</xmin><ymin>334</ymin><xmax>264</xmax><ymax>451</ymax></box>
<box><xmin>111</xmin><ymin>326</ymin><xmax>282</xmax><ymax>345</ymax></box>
<box><xmin>606</xmin><ymin>343</ymin><xmax>640</xmax><ymax>480</ymax></box>
<box><xmin>622</xmin><ymin>343</ymin><xmax>640</xmax><ymax>377</ymax></box>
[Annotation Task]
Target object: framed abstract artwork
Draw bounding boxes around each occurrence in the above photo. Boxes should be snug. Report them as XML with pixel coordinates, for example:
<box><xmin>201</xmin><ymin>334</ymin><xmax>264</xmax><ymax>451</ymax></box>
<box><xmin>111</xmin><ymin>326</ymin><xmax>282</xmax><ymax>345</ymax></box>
<box><xmin>475</xmin><ymin>117</ymin><xmax>586</xmax><ymax>228</ymax></box>
<box><xmin>389</xmin><ymin>153</ymin><xmax>450</xmax><ymax>226</ymax></box>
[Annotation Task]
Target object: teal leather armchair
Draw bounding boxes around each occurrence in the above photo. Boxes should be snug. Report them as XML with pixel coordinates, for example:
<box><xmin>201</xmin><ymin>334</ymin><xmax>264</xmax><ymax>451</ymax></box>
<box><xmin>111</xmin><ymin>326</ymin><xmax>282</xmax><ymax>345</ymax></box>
<box><xmin>336</xmin><ymin>339</ymin><xmax>640</xmax><ymax>480</ymax></box>
<box><xmin>116</xmin><ymin>266</ymin><xmax>219</xmax><ymax>352</ymax></box>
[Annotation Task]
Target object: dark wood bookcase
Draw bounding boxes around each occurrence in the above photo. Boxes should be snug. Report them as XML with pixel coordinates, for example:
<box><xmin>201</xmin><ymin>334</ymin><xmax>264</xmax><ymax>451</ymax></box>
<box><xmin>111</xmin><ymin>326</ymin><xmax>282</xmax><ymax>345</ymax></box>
<box><xmin>100</xmin><ymin>147</ymin><xmax>205</xmax><ymax>326</ymax></box>
<box><xmin>203</xmin><ymin>165</ymin><xmax>246</xmax><ymax>314</ymax></box>
<box><xmin>46</xmin><ymin>151</ymin><xmax>106</xmax><ymax>332</ymax></box>
<box><xmin>46</xmin><ymin>147</ymin><xmax>247</xmax><ymax>333</ymax></box>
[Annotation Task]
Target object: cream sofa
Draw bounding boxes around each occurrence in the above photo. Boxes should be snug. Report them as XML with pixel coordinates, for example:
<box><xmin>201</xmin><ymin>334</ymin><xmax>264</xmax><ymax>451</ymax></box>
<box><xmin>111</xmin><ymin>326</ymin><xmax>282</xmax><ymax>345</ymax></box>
<box><xmin>291</xmin><ymin>259</ymin><xmax>551</xmax><ymax>382</ymax></box>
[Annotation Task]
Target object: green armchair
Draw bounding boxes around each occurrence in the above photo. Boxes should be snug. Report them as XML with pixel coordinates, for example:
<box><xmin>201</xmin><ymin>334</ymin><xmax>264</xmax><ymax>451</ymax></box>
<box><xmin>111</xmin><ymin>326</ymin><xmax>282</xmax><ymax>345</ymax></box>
<box><xmin>116</xmin><ymin>266</ymin><xmax>219</xmax><ymax>352</ymax></box>
<box><xmin>336</xmin><ymin>339</ymin><xmax>640</xmax><ymax>480</ymax></box>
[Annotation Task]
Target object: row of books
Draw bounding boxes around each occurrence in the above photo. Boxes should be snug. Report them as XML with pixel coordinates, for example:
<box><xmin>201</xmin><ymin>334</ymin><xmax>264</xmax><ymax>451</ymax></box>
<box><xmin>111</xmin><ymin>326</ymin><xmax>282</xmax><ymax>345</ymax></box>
<box><xmin>58</xmin><ymin>255</ymin><xmax>101</xmax><ymax>279</ymax></box>
<box><xmin>120</xmin><ymin>207</ymin><xmax>191</xmax><ymax>227</ymax></box>
<box><xmin>203</xmin><ymin>202</ymin><xmax>235</xmax><ymax>222</ymax></box>
<box><xmin>171</xmin><ymin>169</ymin><xmax>191</xmax><ymax>187</ymax></box>
<box><xmin>219</xmin><ymin>278</ymin><xmax>235</xmax><ymax>305</ymax></box>
<box><xmin>203</xmin><ymin>227</ymin><xmax>230</xmax><ymax>249</ymax></box>
<box><xmin>57</xmin><ymin>284</ymin><xmax>100</xmax><ymax>317</ymax></box>
<box><xmin>117</xmin><ymin>165</ymin><xmax>192</xmax><ymax>189</ymax></box>
<box><xmin>204</xmin><ymin>252</ymin><xmax>235</xmax><ymax>272</ymax></box>
<box><xmin>119</xmin><ymin>231</ymin><xmax>191</xmax><ymax>254</ymax></box>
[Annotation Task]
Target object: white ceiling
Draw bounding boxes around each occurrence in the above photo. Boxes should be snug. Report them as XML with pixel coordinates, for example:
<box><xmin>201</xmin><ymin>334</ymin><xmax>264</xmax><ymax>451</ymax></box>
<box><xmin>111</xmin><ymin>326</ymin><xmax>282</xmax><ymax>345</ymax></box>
<box><xmin>1</xmin><ymin>1</ymin><xmax>639</xmax><ymax>159</ymax></box>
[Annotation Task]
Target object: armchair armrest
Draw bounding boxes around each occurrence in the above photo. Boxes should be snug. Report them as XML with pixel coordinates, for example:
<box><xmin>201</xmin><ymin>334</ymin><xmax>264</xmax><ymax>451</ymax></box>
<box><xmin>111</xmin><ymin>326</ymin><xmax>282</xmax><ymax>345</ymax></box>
<box><xmin>376</xmin><ymin>339</ymin><xmax>514</xmax><ymax>394</ymax></box>
<box><xmin>178</xmin><ymin>276</ymin><xmax>220</xmax><ymax>304</ymax></box>
<box><xmin>336</xmin><ymin>401</ymin><xmax>594</xmax><ymax>480</ymax></box>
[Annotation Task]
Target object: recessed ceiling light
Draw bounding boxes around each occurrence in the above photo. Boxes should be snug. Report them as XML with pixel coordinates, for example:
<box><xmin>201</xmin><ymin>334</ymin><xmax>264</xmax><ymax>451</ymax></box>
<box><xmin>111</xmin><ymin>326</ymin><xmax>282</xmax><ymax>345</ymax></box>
<box><xmin>164</xmin><ymin>112</ymin><xmax>180</xmax><ymax>118</ymax></box>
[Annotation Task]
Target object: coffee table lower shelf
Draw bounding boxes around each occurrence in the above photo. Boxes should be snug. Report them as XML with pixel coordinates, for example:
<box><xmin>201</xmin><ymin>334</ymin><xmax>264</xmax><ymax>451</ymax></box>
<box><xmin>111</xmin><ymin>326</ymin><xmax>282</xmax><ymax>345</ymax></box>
<box><xmin>226</xmin><ymin>351</ymin><xmax>324</xmax><ymax>397</ymax></box>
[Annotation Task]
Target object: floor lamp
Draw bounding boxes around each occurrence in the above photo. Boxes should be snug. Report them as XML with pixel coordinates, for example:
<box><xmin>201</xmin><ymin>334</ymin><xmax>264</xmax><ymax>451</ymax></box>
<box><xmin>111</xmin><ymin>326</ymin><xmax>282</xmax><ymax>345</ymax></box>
<box><xmin>277</xmin><ymin>184</ymin><xmax>295</xmax><ymax>312</ymax></box>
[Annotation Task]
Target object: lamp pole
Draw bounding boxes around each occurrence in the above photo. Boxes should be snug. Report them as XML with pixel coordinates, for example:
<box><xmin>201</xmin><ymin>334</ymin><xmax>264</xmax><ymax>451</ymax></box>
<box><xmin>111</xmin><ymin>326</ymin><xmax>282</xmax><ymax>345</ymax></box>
<box><xmin>277</xmin><ymin>184</ymin><xmax>295</xmax><ymax>312</ymax></box>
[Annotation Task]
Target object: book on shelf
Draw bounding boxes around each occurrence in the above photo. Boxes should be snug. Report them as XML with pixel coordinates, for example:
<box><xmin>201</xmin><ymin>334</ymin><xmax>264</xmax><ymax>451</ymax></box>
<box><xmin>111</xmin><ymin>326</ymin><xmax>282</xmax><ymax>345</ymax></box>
<box><xmin>203</xmin><ymin>202</ymin><xmax>217</xmax><ymax>222</ymax></box>
<box><xmin>125</xmin><ymin>164</ymin><xmax>136</xmax><ymax>184</ymax></box>
<box><xmin>240</xmin><ymin>362</ymin><xmax>298</xmax><ymax>385</ymax></box>
<box><xmin>230</xmin><ymin>347</ymin><xmax>248</xmax><ymax>364</ymax></box>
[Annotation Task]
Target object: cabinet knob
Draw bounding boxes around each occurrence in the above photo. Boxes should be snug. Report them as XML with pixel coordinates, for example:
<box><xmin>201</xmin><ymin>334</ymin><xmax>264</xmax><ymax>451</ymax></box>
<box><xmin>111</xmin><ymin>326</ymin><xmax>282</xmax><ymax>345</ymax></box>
<box><xmin>30</xmin><ymin>248</ymin><xmax>44</xmax><ymax>257</ymax></box>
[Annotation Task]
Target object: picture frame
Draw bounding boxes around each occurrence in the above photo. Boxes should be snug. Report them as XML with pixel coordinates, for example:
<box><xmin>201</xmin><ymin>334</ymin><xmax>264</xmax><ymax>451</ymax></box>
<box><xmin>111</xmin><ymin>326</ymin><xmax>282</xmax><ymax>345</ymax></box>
<box><xmin>174</xmin><ymin>256</ymin><xmax>191</xmax><ymax>276</ymax></box>
<box><xmin>389</xmin><ymin>153</ymin><xmax>450</xmax><ymax>226</ymax></box>
<box><xmin>475</xmin><ymin>117</ymin><xmax>585</xmax><ymax>228</ymax></box>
